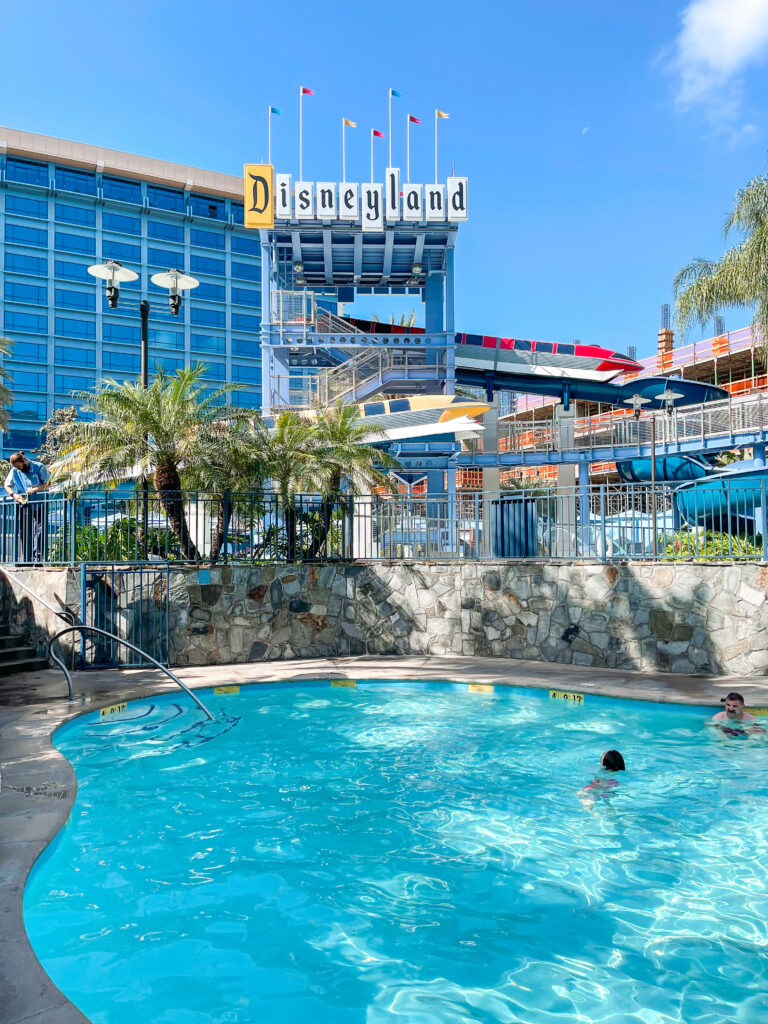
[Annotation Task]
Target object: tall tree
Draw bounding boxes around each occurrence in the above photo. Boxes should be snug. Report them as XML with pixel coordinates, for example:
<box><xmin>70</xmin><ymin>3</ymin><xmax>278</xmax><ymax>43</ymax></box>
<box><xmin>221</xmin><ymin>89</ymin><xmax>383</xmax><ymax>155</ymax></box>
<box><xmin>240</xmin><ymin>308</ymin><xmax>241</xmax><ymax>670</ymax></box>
<box><xmin>674</xmin><ymin>174</ymin><xmax>768</xmax><ymax>349</ymax></box>
<box><xmin>0</xmin><ymin>336</ymin><xmax>14</xmax><ymax>431</ymax></box>
<box><xmin>49</xmin><ymin>366</ymin><xmax>245</xmax><ymax>560</ymax></box>
<box><xmin>302</xmin><ymin>404</ymin><xmax>399</xmax><ymax>559</ymax></box>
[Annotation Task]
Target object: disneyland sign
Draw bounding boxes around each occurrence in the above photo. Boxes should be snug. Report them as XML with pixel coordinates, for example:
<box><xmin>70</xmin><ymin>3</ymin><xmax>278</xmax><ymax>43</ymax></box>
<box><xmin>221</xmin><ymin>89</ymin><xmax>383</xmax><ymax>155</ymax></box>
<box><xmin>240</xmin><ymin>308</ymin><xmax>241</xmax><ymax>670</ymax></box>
<box><xmin>243</xmin><ymin>165</ymin><xmax>468</xmax><ymax>230</ymax></box>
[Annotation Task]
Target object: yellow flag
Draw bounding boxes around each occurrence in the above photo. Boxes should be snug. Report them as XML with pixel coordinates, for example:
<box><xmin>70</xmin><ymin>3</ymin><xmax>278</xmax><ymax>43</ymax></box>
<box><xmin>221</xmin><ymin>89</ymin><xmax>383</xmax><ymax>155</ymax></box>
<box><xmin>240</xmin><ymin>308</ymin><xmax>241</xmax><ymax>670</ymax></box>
<box><xmin>343</xmin><ymin>119</ymin><xmax>357</xmax><ymax>127</ymax></box>
<box><xmin>436</xmin><ymin>110</ymin><xmax>449</xmax><ymax>119</ymax></box>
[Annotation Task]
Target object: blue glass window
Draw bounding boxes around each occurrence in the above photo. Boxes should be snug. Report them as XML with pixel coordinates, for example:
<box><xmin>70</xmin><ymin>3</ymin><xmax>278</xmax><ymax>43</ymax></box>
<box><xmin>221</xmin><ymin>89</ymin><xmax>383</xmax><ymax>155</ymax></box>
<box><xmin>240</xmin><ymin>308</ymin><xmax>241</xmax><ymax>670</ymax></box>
<box><xmin>232</xmin><ymin>313</ymin><xmax>260</xmax><ymax>333</ymax></box>
<box><xmin>55</xmin><ymin>259</ymin><xmax>91</xmax><ymax>282</ymax></box>
<box><xmin>231</xmin><ymin>235</ymin><xmax>260</xmax><ymax>255</ymax></box>
<box><xmin>232</xmin><ymin>338</ymin><xmax>259</xmax><ymax>357</ymax></box>
<box><xmin>6</xmin><ymin>223</ymin><xmax>47</xmax><ymax>248</ymax></box>
<box><xmin>6</xmin><ymin>253</ymin><xmax>46</xmax><ymax>276</ymax></box>
<box><xmin>191</xmin><ymin>333</ymin><xmax>225</xmax><ymax>354</ymax></box>
<box><xmin>231</xmin><ymin>203</ymin><xmax>244</xmax><ymax>225</ymax></box>
<box><xmin>102</xmin><ymin>239</ymin><xmax>140</xmax><ymax>262</ymax></box>
<box><xmin>148</xmin><ymin>220</ymin><xmax>183</xmax><ymax>242</ymax></box>
<box><xmin>191</xmin><ymin>228</ymin><xmax>224</xmax><ymax>249</ymax></box>
<box><xmin>191</xmin><ymin>255</ymin><xmax>224</xmax><ymax>275</ymax></box>
<box><xmin>55</xmin><ymin>203</ymin><xmax>95</xmax><ymax>227</ymax></box>
<box><xmin>55</xmin><ymin>373</ymin><xmax>93</xmax><ymax>393</ymax></box>
<box><xmin>55</xmin><ymin>288</ymin><xmax>96</xmax><ymax>312</ymax></box>
<box><xmin>12</xmin><ymin>370</ymin><xmax>46</xmax><ymax>391</ymax></box>
<box><xmin>232</xmin><ymin>286</ymin><xmax>260</xmax><ymax>306</ymax></box>
<box><xmin>190</xmin><ymin>194</ymin><xmax>224</xmax><ymax>219</ymax></box>
<box><xmin>5</xmin><ymin>430</ymin><xmax>41</xmax><ymax>452</ymax></box>
<box><xmin>232</xmin><ymin>363</ymin><xmax>260</xmax><ymax>383</ymax></box>
<box><xmin>55</xmin><ymin>317</ymin><xmax>95</xmax><ymax>340</ymax></box>
<box><xmin>11</xmin><ymin>399</ymin><xmax>47</xmax><ymax>421</ymax></box>
<box><xmin>231</xmin><ymin>390</ymin><xmax>260</xmax><ymax>408</ymax></box>
<box><xmin>6</xmin><ymin>158</ymin><xmax>48</xmax><ymax>187</ymax></box>
<box><xmin>103</xmin><ymin>322</ymin><xmax>140</xmax><ymax>343</ymax></box>
<box><xmin>190</xmin><ymin>307</ymin><xmax>225</xmax><ymax>328</ymax></box>
<box><xmin>12</xmin><ymin>341</ymin><xmax>46</xmax><ymax>362</ymax></box>
<box><xmin>201</xmin><ymin>362</ymin><xmax>226</xmax><ymax>380</ymax></box>
<box><xmin>6</xmin><ymin>195</ymin><xmax>47</xmax><ymax>219</ymax></box>
<box><xmin>55</xmin><ymin>232</ymin><xmax>95</xmax><ymax>255</ymax></box>
<box><xmin>231</xmin><ymin>260</ymin><xmax>259</xmax><ymax>281</ymax></box>
<box><xmin>103</xmin><ymin>351</ymin><xmax>140</xmax><ymax>373</ymax></box>
<box><xmin>152</xmin><ymin>356</ymin><xmax>184</xmax><ymax>373</ymax></box>
<box><xmin>102</xmin><ymin>177</ymin><xmax>142</xmax><ymax>204</ymax></box>
<box><xmin>4</xmin><ymin>311</ymin><xmax>47</xmax><ymax>334</ymax></box>
<box><xmin>195</xmin><ymin>282</ymin><xmax>225</xmax><ymax>302</ymax></box>
<box><xmin>148</xmin><ymin>328</ymin><xmax>184</xmax><ymax>350</ymax></box>
<box><xmin>103</xmin><ymin>213</ymin><xmax>140</xmax><ymax>234</ymax></box>
<box><xmin>55</xmin><ymin>166</ymin><xmax>96</xmax><ymax>195</ymax></box>
<box><xmin>55</xmin><ymin>345</ymin><xmax>96</xmax><ymax>367</ymax></box>
<box><xmin>148</xmin><ymin>247</ymin><xmax>184</xmax><ymax>270</ymax></box>
<box><xmin>5</xmin><ymin>282</ymin><xmax>46</xmax><ymax>305</ymax></box>
<box><xmin>147</xmin><ymin>185</ymin><xmax>184</xmax><ymax>212</ymax></box>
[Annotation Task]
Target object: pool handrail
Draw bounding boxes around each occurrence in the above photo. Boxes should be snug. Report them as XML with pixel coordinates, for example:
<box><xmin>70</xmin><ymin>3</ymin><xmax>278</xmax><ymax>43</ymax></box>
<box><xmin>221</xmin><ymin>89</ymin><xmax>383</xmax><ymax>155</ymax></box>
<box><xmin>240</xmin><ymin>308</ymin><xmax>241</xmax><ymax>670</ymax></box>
<box><xmin>47</xmin><ymin>624</ymin><xmax>215</xmax><ymax>721</ymax></box>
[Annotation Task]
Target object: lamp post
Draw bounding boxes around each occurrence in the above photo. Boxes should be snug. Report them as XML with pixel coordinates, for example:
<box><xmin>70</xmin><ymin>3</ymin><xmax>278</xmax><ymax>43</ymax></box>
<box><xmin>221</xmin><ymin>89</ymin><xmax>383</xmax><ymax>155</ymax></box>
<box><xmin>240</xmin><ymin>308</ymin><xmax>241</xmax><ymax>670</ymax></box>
<box><xmin>87</xmin><ymin>262</ymin><xmax>199</xmax><ymax>557</ymax></box>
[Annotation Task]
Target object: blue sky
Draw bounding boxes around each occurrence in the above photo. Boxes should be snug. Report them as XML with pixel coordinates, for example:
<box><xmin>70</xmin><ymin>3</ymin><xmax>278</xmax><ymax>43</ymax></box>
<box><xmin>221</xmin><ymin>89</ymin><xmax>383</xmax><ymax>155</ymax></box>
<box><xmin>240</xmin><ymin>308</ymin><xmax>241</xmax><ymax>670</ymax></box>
<box><xmin>4</xmin><ymin>0</ymin><xmax>768</xmax><ymax>356</ymax></box>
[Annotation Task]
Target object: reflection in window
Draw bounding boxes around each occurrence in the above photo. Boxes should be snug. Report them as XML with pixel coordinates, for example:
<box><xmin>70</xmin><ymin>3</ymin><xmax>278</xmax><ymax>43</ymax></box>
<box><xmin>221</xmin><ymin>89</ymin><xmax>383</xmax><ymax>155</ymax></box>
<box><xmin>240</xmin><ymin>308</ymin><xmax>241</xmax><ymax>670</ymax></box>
<box><xmin>190</xmin><ymin>194</ymin><xmax>224</xmax><ymax>219</ymax></box>
<box><xmin>55</xmin><ymin>345</ymin><xmax>96</xmax><ymax>367</ymax></box>
<box><xmin>148</xmin><ymin>220</ymin><xmax>184</xmax><ymax>242</ymax></box>
<box><xmin>55</xmin><ymin>203</ymin><xmax>96</xmax><ymax>227</ymax></box>
<box><xmin>147</xmin><ymin>185</ymin><xmax>185</xmax><ymax>212</ymax></box>
<box><xmin>6</xmin><ymin>253</ymin><xmax>46</xmax><ymax>276</ymax></box>
<box><xmin>55</xmin><ymin>317</ymin><xmax>96</xmax><ymax>340</ymax></box>
<box><xmin>6</xmin><ymin>158</ymin><xmax>48</xmax><ymax>187</ymax></box>
<box><xmin>5</xmin><ymin>311</ymin><xmax>47</xmax><ymax>334</ymax></box>
<box><xmin>103</xmin><ymin>213</ymin><xmax>140</xmax><ymax>234</ymax></box>
<box><xmin>55</xmin><ymin>166</ymin><xmax>96</xmax><ymax>195</ymax></box>
<box><xmin>6</xmin><ymin>223</ymin><xmax>47</xmax><ymax>248</ymax></box>
<box><xmin>103</xmin><ymin>177</ymin><xmax>142</xmax><ymax>204</ymax></box>
<box><xmin>55</xmin><ymin>232</ymin><xmax>96</xmax><ymax>256</ymax></box>
<box><xmin>6</xmin><ymin>282</ymin><xmax>46</xmax><ymax>305</ymax></box>
<box><xmin>6</xmin><ymin>195</ymin><xmax>47</xmax><ymax>219</ymax></box>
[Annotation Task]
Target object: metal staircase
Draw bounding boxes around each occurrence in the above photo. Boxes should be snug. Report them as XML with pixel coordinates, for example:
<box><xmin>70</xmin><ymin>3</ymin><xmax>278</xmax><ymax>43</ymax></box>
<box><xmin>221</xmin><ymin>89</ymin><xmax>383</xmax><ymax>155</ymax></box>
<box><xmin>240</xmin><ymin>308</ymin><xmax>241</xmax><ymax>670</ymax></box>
<box><xmin>311</xmin><ymin>347</ymin><xmax>449</xmax><ymax>406</ymax></box>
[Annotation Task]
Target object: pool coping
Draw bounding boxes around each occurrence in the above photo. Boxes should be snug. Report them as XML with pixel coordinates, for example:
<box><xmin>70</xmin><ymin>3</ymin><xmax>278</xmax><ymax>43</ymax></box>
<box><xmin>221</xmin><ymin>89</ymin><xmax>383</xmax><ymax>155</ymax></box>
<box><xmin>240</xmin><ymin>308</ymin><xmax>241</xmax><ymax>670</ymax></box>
<box><xmin>2</xmin><ymin>654</ymin><xmax>768</xmax><ymax>1024</ymax></box>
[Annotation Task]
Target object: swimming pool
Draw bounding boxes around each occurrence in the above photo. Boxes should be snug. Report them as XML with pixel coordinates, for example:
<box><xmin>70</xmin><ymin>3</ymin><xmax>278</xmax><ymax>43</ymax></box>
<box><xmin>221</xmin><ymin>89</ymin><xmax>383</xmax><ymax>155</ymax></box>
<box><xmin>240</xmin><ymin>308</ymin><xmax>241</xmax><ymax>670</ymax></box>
<box><xmin>24</xmin><ymin>681</ymin><xmax>768</xmax><ymax>1024</ymax></box>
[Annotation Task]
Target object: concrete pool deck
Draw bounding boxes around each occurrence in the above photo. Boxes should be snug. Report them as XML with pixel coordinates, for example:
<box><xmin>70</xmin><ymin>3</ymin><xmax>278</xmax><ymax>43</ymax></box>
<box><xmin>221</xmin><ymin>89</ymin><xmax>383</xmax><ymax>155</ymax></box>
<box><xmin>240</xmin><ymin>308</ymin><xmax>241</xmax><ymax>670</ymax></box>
<box><xmin>3</xmin><ymin>655</ymin><xmax>768</xmax><ymax>1024</ymax></box>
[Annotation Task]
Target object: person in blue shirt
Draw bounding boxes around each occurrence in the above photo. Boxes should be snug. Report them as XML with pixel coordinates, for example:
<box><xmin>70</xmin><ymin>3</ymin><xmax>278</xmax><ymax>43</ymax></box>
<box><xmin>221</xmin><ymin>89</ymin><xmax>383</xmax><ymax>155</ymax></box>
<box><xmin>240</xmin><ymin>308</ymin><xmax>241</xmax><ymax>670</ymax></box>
<box><xmin>3</xmin><ymin>451</ymin><xmax>50</xmax><ymax>562</ymax></box>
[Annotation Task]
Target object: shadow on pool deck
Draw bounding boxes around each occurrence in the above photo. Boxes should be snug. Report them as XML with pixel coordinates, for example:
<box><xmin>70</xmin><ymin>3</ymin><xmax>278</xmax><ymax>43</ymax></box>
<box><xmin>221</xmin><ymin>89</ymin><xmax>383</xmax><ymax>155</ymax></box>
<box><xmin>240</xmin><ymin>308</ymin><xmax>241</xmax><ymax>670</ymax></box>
<box><xmin>2</xmin><ymin>654</ymin><xmax>768</xmax><ymax>1024</ymax></box>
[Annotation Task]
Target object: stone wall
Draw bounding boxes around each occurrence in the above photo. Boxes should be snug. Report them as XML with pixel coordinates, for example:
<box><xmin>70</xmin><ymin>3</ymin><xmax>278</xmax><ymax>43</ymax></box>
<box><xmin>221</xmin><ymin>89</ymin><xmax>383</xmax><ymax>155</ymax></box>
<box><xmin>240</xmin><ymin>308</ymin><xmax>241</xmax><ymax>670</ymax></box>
<box><xmin>3</xmin><ymin>560</ymin><xmax>768</xmax><ymax>676</ymax></box>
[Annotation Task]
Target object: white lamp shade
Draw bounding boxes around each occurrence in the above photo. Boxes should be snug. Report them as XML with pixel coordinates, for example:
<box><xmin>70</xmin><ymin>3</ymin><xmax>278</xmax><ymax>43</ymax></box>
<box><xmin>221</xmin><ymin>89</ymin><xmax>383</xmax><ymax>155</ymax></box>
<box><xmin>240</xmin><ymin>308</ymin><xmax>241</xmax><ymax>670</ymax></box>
<box><xmin>87</xmin><ymin>262</ymin><xmax>138</xmax><ymax>283</ymax></box>
<box><xmin>150</xmin><ymin>270</ymin><xmax>199</xmax><ymax>291</ymax></box>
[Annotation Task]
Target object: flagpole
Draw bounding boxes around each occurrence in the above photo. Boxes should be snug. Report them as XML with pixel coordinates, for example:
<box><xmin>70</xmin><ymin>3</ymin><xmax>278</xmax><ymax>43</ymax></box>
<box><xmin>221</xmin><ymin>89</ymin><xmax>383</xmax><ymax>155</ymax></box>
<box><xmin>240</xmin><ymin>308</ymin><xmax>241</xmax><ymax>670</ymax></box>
<box><xmin>342</xmin><ymin>118</ymin><xmax>346</xmax><ymax>182</ymax></box>
<box><xmin>268</xmin><ymin>105</ymin><xmax>272</xmax><ymax>165</ymax></box>
<box><xmin>299</xmin><ymin>87</ymin><xmax>303</xmax><ymax>180</ymax></box>
<box><xmin>388</xmin><ymin>90</ymin><xmax>392</xmax><ymax>167</ymax></box>
<box><xmin>407</xmin><ymin>115</ymin><xmax>410</xmax><ymax>181</ymax></box>
<box><xmin>434</xmin><ymin>109</ymin><xmax>437</xmax><ymax>182</ymax></box>
<box><xmin>370</xmin><ymin>129</ymin><xmax>373</xmax><ymax>183</ymax></box>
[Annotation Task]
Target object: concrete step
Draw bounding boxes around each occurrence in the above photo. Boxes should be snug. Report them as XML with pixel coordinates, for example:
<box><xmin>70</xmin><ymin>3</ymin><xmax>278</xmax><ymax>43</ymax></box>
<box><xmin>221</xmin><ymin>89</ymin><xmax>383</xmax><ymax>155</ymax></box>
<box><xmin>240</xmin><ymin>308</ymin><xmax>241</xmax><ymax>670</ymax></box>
<box><xmin>0</xmin><ymin>656</ymin><xmax>49</xmax><ymax>676</ymax></box>
<box><xmin>0</xmin><ymin>645</ymin><xmax>47</xmax><ymax>663</ymax></box>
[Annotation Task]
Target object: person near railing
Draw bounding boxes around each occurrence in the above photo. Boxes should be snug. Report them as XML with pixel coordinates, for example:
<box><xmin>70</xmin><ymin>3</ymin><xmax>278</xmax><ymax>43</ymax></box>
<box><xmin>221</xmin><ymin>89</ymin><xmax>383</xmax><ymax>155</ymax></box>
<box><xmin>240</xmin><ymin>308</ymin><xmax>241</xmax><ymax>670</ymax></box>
<box><xmin>3</xmin><ymin>451</ymin><xmax>50</xmax><ymax>564</ymax></box>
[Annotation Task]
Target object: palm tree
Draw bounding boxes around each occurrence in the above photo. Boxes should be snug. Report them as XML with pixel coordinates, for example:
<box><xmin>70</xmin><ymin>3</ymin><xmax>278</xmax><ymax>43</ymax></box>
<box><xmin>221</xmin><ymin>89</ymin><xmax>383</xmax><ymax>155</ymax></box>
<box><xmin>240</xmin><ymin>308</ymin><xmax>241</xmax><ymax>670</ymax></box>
<box><xmin>49</xmin><ymin>365</ymin><xmax>246</xmax><ymax>560</ymax></box>
<box><xmin>185</xmin><ymin>418</ymin><xmax>268</xmax><ymax>562</ymax></box>
<box><xmin>674</xmin><ymin>174</ymin><xmax>768</xmax><ymax>350</ymax></box>
<box><xmin>302</xmin><ymin>404</ymin><xmax>400</xmax><ymax>559</ymax></box>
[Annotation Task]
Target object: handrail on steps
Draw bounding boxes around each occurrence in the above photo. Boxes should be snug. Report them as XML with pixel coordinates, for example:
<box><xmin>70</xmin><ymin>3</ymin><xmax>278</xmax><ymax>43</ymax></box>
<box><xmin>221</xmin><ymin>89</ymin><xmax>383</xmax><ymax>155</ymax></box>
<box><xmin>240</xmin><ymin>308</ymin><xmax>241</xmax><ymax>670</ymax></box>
<box><xmin>48</xmin><ymin>625</ymin><xmax>215</xmax><ymax>721</ymax></box>
<box><xmin>0</xmin><ymin>568</ymin><xmax>215</xmax><ymax>721</ymax></box>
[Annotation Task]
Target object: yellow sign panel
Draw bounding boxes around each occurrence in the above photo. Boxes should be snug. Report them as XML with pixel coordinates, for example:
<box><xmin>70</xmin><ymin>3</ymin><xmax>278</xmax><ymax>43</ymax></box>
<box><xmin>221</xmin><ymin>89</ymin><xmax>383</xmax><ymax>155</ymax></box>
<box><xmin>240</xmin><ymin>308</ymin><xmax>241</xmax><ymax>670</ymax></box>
<box><xmin>468</xmin><ymin>683</ymin><xmax>494</xmax><ymax>693</ymax></box>
<box><xmin>331</xmin><ymin>679</ymin><xmax>356</xmax><ymax>688</ymax></box>
<box><xmin>549</xmin><ymin>690</ymin><xmax>584</xmax><ymax>705</ymax></box>
<box><xmin>99</xmin><ymin>702</ymin><xmax>127</xmax><ymax>718</ymax></box>
<box><xmin>244</xmin><ymin>164</ymin><xmax>274</xmax><ymax>229</ymax></box>
<box><xmin>214</xmin><ymin>685</ymin><xmax>240</xmax><ymax>695</ymax></box>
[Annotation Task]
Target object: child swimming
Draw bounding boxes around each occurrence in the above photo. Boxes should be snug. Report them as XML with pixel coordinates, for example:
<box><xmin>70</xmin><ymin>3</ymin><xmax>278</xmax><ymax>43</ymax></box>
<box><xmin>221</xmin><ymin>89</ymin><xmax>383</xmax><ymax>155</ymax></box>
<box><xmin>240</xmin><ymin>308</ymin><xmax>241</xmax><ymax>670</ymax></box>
<box><xmin>579</xmin><ymin>749</ymin><xmax>625</xmax><ymax>812</ymax></box>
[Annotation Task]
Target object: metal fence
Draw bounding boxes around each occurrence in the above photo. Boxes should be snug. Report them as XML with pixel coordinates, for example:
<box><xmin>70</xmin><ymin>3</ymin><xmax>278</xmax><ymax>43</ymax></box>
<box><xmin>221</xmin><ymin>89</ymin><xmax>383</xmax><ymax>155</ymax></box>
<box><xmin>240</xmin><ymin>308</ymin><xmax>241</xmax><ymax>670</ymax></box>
<box><xmin>0</xmin><ymin>482</ymin><xmax>766</xmax><ymax>565</ymax></box>
<box><xmin>78</xmin><ymin>564</ymin><xmax>170</xmax><ymax>669</ymax></box>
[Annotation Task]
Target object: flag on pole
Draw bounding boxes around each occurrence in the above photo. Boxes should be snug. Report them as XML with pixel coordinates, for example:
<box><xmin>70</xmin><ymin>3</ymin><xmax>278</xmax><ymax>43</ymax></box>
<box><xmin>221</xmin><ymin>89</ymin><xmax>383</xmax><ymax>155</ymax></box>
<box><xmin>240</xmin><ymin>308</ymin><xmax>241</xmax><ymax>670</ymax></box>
<box><xmin>270</xmin><ymin>106</ymin><xmax>282</xmax><ymax>116</ymax></box>
<box><xmin>342</xmin><ymin>118</ymin><xmax>357</xmax><ymax>180</ymax></box>
<box><xmin>373</xmin><ymin>130</ymin><xmax>385</xmax><ymax>138</ymax></box>
<box><xmin>436</xmin><ymin>110</ymin><xmax>449</xmax><ymax>119</ymax></box>
<box><xmin>388</xmin><ymin>89</ymin><xmax>401</xmax><ymax>164</ymax></box>
<box><xmin>343</xmin><ymin>119</ymin><xmax>357</xmax><ymax>127</ymax></box>
<box><xmin>268</xmin><ymin>106</ymin><xmax>281</xmax><ymax>163</ymax></box>
<box><xmin>408</xmin><ymin>115</ymin><xmax>421</xmax><ymax>124</ymax></box>
<box><xmin>301</xmin><ymin>87</ymin><xmax>314</xmax><ymax>95</ymax></box>
<box><xmin>390</xmin><ymin>88</ymin><xmax>402</xmax><ymax>98</ymax></box>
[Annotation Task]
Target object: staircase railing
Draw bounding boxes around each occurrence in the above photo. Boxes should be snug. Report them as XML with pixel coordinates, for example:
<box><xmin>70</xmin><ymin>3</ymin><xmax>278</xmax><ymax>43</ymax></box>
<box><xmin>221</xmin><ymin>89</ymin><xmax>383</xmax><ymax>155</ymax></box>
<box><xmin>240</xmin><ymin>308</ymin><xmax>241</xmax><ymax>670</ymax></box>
<box><xmin>0</xmin><ymin>568</ymin><xmax>214</xmax><ymax>720</ymax></box>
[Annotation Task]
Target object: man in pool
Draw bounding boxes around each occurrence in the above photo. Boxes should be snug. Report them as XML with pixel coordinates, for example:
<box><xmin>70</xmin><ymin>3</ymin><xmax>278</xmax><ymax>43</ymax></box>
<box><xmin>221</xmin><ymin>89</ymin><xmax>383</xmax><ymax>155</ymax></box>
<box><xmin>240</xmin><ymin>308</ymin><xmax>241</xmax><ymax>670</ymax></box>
<box><xmin>708</xmin><ymin>692</ymin><xmax>766</xmax><ymax>738</ymax></box>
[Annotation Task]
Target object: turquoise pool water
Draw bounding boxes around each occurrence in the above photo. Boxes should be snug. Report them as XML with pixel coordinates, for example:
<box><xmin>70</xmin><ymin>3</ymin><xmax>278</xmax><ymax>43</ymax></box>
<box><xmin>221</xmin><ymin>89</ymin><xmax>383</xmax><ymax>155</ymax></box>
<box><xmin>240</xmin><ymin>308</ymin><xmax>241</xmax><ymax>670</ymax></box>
<box><xmin>24</xmin><ymin>682</ymin><xmax>768</xmax><ymax>1024</ymax></box>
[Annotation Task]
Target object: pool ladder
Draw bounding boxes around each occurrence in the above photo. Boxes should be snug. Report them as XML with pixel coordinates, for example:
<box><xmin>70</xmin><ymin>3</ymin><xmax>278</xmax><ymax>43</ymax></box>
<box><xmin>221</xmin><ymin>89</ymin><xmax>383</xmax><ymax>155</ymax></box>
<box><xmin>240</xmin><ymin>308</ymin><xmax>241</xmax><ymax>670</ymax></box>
<box><xmin>0</xmin><ymin>569</ymin><xmax>215</xmax><ymax>721</ymax></box>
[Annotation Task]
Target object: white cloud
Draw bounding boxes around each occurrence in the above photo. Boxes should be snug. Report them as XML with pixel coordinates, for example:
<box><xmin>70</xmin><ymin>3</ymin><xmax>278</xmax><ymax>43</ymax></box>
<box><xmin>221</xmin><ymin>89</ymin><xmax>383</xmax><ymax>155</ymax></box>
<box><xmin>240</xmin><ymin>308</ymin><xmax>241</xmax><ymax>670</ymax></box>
<box><xmin>670</xmin><ymin>0</ymin><xmax>768</xmax><ymax>132</ymax></box>
<box><xmin>581</xmin><ymin>126</ymin><xmax>591</xmax><ymax>135</ymax></box>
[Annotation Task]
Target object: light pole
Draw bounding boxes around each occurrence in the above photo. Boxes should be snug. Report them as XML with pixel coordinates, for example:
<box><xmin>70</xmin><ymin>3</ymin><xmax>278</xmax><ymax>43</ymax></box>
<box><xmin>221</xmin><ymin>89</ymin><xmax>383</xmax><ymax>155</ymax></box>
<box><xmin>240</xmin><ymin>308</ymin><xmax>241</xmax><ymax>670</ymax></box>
<box><xmin>87</xmin><ymin>262</ymin><xmax>200</xmax><ymax>557</ymax></box>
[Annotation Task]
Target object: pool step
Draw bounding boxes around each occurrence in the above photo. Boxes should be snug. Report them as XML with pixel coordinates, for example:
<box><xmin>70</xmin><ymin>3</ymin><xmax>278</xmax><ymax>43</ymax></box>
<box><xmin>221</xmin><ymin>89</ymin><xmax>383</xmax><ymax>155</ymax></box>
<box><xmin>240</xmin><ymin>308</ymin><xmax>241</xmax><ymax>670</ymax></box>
<box><xmin>0</xmin><ymin>629</ymin><xmax>49</xmax><ymax>675</ymax></box>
